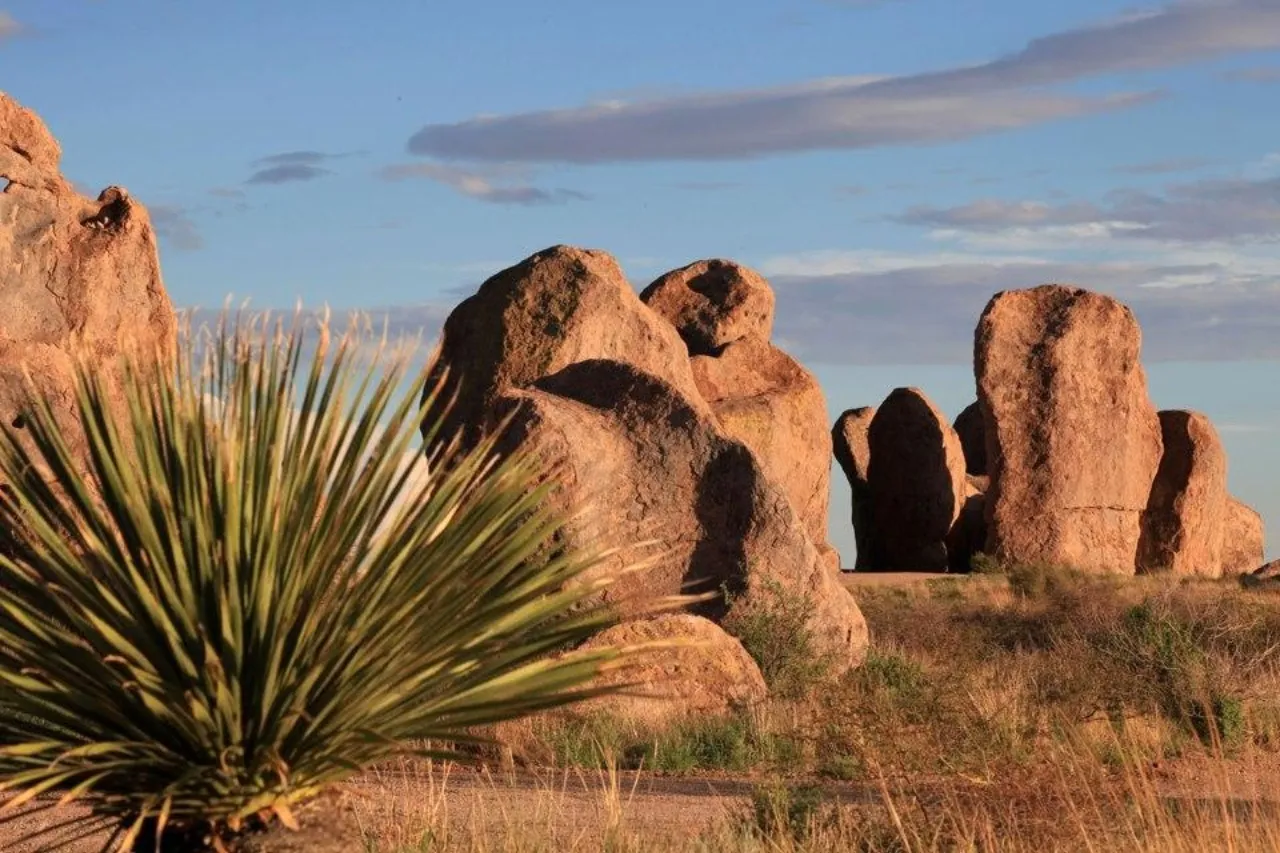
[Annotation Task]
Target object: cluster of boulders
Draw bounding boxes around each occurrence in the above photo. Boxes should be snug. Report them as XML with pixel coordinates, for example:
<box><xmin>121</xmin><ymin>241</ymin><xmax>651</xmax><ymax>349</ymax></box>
<box><xmin>3</xmin><ymin>90</ymin><xmax>1274</xmax><ymax>729</ymax></box>
<box><xmin>422</xmin><ymin>247</ymin><xmax>870</xmax><ymax>721</ymax></box>
<box><xmin>0</xmin><ymin>92</ymin><xmax>175</xmax><ymax>491</ymax></box>
<box><xmin>834</xmin><ymin>285</ymin><xmax>1267</xmax><ymax>577</ymax></box>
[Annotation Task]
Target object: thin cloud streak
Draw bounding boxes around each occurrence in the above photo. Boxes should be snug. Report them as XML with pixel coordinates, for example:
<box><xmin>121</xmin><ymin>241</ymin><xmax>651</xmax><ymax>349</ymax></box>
<box><xmin>406</xmin><ymin>1</ymin><xmax>1280</xmax><ymax>164</ymax></box>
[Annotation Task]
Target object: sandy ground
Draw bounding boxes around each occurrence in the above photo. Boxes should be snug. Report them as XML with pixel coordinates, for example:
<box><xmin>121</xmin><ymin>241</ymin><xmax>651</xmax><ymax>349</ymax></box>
<box><xmin>840</xmin><ymin>571</ymin><xmax>964</xmax><ymax>587</ymax></box>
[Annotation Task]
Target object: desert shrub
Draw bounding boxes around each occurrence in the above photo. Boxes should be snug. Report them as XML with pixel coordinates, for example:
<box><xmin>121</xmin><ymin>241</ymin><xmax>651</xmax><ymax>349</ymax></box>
<box><xmin>722</xmin><ymin>578</ymin><xmax>834</xmax><ymax>700</ymax></box>
<box><xmin>746</xmin><ymin>781</ymin><xmax>829</xmax><ymax>843</ymax></box>
<box><xmin>0</xmin><ymin>315</ymin><xmax>644</xmax><ymax>849</ymax></box>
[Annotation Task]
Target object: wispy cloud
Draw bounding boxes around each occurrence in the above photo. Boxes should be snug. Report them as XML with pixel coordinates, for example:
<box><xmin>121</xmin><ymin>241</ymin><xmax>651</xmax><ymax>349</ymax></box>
<box><xmin>378</xmin><ymin>162</ymin><xmax>588</xmax><ymax>206</ymax></box>
<box><xmin>244</xmin><ymin>150</ymin><xmax>356</xmax><ymax>185</ymax></box>
<box><xmin>1112</xmin><ymin>157</ymin><xmax>1212</xmax><ymax>175</ymax></box>
<box><xmin>150</xmin><ymin>205</ymin><xmax>204</xmax><ymax>251</ymax></box>
<box><xmin>895</xmin><ymin>174</ymin><xmax>1280</xmax><ymax>243</ymax></box>
<box><xmin>406</xmin><ymin>1</ymin><xmax>1279</xmax><ymax>164</ymax></box>
<box><xmin>1222</xmin><ymin>65</ymin><xmax>1280</xmax><ymax>83</ymax></box>
<box><xmin>0</xmin><ymin>12</ymin><xmax>22</xmax><ymax>42</ymax></box>
<box><xmin>246</xmin><ymin>164</ymin><xmax>330</xmax><ymax>185</ymax></box>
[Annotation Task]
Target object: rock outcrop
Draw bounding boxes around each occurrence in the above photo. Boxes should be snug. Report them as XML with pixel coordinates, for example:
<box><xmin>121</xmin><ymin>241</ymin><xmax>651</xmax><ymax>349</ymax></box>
<box><xmin>643</xmin><ymin>261</ymin><xmax>835</xmax><ymax>560</ymax></box>
<box><xmin>947</xmin><ymin>476</ymin><xmax>988</xmax><ymax>573</ymax></box>
<box><xmin>424</xmin><ymin>246</ymin><xmax>709</xmax><ymax>451</ymax></box>
<box><xmin>1223</xmin><ymin>498</ymin><xmax>1266</xmax><ymax>576</ymax></box>
<box><xmin>833</xmin><ymin>407</ymin><xmax>877</xmax><ymax>570</ymax></box>
<box><xmin>426</xmin><ymin>247</ymin><xmax>869</xmax><ymax>673</ymax></box>
<box><xmin>866</xmin><ymin>388</ymin><xmax>966</xmax><ymax>571</ymax></box>
<box><xmin>1138</xmin><ymin>411</ymin><xmax>1227</xmax><ymax>576</ymax></box>
<box><xmin>571</xmin><ymin>614</ymin><xmax>767</xmax><ymax>727</ymax></box>
<box><xmin>639</xmin><ymin>260</ymin><xmax>774</xmax><ymax>355</ymax></box>
<box><xmin>0</xmin><ymin>92</ymin><xmax>175</xmax><ymax>486</ymax></box>
<box><xmin>975</xmin><ymin>285</ymin><xmax>1163</xmax><ymax>574</ymax></box>
<box><xmin>953</xmin><ymin>402</ymin><xmax>986</xmax><ymax>476</ymax></box>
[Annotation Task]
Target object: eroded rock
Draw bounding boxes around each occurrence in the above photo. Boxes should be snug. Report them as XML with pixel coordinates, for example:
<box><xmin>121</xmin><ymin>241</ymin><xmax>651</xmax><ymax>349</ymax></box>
<box><xmin>975</xmin><ymin>285</ymin><xmax>1163</xmax><ymax>574</ymax></box>
<box><xmin>1223</xmin><ymin>497</ymin><xmax>1266</xmax><ymax>576</ymax></box>
<box><xmin>1138</xmin><ymin>411</ymin><xmax>1227</xmax><ymax>576</ymax></box>
<box><xmin>866</xmin><ymin>388</ymin><xmax>966</xmax><ymax>571</ymax></box>
<box><xmin>954</xmin><ymin>401</ymin><xmax>986</xmax><ymax>477</ymax></box>
<box><xmin>832</xmin><ymin>406</ymin><xmax>877</xmax><ymax>570</ymax></box>
<box><xmin>639</xmin><ymin>259</ymin><xmax>774</xmax><ymax>355</ymax></box>
<box><xmin>571</xmin><ymin>614</ymin><xmax>767</xmax><ymax>728</ymax></box>
<box><xmin>0</xmin><ymin>92</ymin><xmax>175</xmax><ymax>489</ymax></box>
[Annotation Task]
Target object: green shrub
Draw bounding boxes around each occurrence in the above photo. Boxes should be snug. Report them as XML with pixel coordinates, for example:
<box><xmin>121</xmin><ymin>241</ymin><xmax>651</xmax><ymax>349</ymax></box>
<box><xmin>722</xmin><ymin>578</ymin><xmax>834</xmax><ymax>700</ymax></box>
<box><xmin>0</xmin><ymin>315</ymin><xmax>641</xmax><ymax>848</ymax></box>
<box><xmin>747</xmin><ymin>781</ymin><xmax>828</xmax><ymax>842</ymax></box>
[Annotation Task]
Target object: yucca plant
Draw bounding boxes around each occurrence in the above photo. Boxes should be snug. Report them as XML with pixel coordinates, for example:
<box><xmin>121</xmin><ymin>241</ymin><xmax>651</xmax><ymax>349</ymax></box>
<box><xmin>0</xmin><ymin>313</ymin><xmax>650</xmax><ymax>851</ymax></box>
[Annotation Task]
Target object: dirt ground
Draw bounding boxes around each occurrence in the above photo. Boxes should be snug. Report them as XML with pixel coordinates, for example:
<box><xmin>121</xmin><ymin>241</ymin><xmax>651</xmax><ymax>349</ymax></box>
<box><xmin>6</xmin><ymin>757</ymin><xmax>1280</xmax><ymax>852</ymax></box>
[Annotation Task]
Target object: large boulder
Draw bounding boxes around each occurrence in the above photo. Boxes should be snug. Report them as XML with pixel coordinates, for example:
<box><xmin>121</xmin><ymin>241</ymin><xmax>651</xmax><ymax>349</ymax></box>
<box><xmin>866</xmin><ymin>388</ymin><xmax>967</xmax><ymax>571</ymax></box>
<box><xmin>426</xmin><ymin>248</ymin><xmax>869</xmax><ymax>673</ymax></box>
<box><xmin>571</xmin><ymin>614</ymin><xmax>767</xmax><ymax>728</ymax></box>
<box><xmin>1138</xmin><ymin>411</ymin><xmax>1227</xmax><ymax>576</ymax></box>
<box><xmin>975</xmin><ymin>285</ymin><xmax>1163</xmax><ymax>574</ymax></box>
<box><xmin>0</xmin><ymin>92</ymin><xmax>175</xmax><ymax>483</ymax></box>
<box><xmin>946</xmin><ymin>476</ymin><xmax>989</xmax><ymax>573</ymax></box>
<box><xmin>639</xmin><ymin>259</ymin><xmax>774</xmax><ymax>355</ymax></box>
<box><xmin>953</xmin><ymin>402</ymin><xmax>986</xmax><ymax>476</ymax></box>
<box><xmin>685</xmin><ymin>337</ymin><xmax>833</xmax><ymax>554</ymax></box>
<box><xmin>424</xmin><ymin>245</ymin><xmax>709</xmax><ymax>450</ymax></box>
<box><xmin>832</xmin><ymin>407</ymin><xmax>877</xmax><ymax>570</ymax></box>
<box><xmin>1222</xmin><ymin>497</ymin><xmax>1265</xmax><ymax>576</ymax></box>
<box><xmin>643</xmin><ymin>261</ymin><xmax>834</xmax><ymax>559</ymax></box>
<box><xmin>496</xmin><ymin>360</ymin><xmax>868</xmax><ymax>671</ymax></box>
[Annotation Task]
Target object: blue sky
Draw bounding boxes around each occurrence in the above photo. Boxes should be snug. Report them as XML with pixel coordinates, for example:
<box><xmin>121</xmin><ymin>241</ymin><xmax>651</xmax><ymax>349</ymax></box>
<box><xmin>3</xmin><ymin>0</ymin><xmax>1278</xmax><ymax>561</ymax></box>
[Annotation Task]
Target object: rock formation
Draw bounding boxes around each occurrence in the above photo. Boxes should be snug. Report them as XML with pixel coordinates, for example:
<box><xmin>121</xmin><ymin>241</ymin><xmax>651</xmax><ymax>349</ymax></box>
<box><xmin>642</xmin><ymin>260</ymin><xmax>835</xmax><ymax>561</ymax></box>
<box><xmin>1138</xmin><ymin>411</ymin><xmax>1227</xmax><ymax>576</ymax></box>
<box><xmin>953</xmin><ymin>402</ymin><xmax>986</xmax><ymax>476</ymax></box>
<box><xmin>1223</xmin><ymin>498</ymin><xmax>1266</xmax><ymax>576</ymax></box>
<box><xmin>947</xmin><ymin>476</ymin><xmax>988</xmax><ymax>573</ymax></box>
<box><xmin>975</xmin><ymin>285</ymin><xmax>1163</xmax><ymax>574</ymax></box>
<box><xmin>0</xmin><ymin>92</ymin><xmax>175</xmax><ymax>487</ymax></box>
<box><xmin>426</xmin><ymin>246</ymin><xmax>869</xmax><ymax>673</ymax></box>
<box><xmin>866</xmin><ymin>388</ymin><xmax>967</xmax><ymax>571</ymax></box>
<box><xmin>832</xmin><ymin>407</ymin><xmax>877</xmax><ymax>570</ymax></box>
<box><xmin>639</xmin><ymin>259</ymin><xmax>774</xmax><ymax>356</ymax></box>
<box><xmin>571</xmin><ymin>614</ymin><xmax>767</xmax><ymax>727</ymax></box>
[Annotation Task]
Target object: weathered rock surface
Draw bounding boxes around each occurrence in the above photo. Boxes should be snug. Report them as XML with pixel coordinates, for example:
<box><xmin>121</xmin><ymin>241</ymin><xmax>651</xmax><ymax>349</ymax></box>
<box><xmin>639</xmin><ymin>259</ymin><xmax>774</xmax><ymax>355</ymax></box>
<box><xmin>832</xmin><ymin>407</ymin><xmax>877</xmax><ymax>570</ymax></box>
<box><xmin>866</xmin><ymin>388</ymin><xmax>966</xmax><ymax>571</ymax></box>
<box><xmin>0</xmin><ymin>92</ymin><xmax>175</xmax><ymax>482</ymax></box>
<box><xmin>1222</xmin><ymin>497</ymin><xmax>1266</xmax><ymax>576</ymax></box>
<box><xmin>947</xmin><ymin>476</ymin><xmax>989</xmax><ymax>573</ymax></box>
<box><xmin>424</xmin><ymin>245</ymin><xmax>709</xmax><ymax>450</ymax></box>
<box><xmin>426</xmin><ymin>248</ymin><xmax>869</xmax><ymax>673</ymax></box>
<box><xmin>975</xmin><ymin>285</ymin><xmax>1163</xmax><ymax>574</ymax></box>
<box><xmin>953</xmin><ymin>402</ymin><xmax>986</xmax><ymax>476</ymax></box>
<box><xmin>1138</xmin><ymin>411</ymin><xmax>1227</xmax><ymax>576</ymax></box>
<box><xmin>687</xmin><ymin>336</ymin><xmax>833</xmax><ymax>552</ymax></box>
<box><xmin>571</xmin><ymin>614</ymin><xmax>767</xmax><ymax>727</ymax></box>
<box><xmin>496</xmin><ymin>360</ymin><xmax>868</xmax><ymax>671</ymax></box>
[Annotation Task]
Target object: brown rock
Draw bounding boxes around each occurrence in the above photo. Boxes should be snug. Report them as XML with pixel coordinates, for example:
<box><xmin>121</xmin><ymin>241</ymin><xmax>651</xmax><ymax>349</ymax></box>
<box><xmin>687</xmin><ymin>336</ymin><xmax>833</xmax><ymax>553</ymax></box>
<box><xmin>0</xmin><ymin>92</ymin><xmax>176</xmax><ymax>487</ymax></box>
<box><xmin>954</xmin><ymin>401</ymin><xmax>986</xmax><ymax>476</ymax></box>
<box><xmin>496</xmin><ymin>359</ymin><xmax>868</xmax><ymax>672</ymax></box>
<box><xmin>867</xmin><ymin>388</ymin><xmax>967</xmax><ymax>571</ymax></box>
<box><xmin>832</xmin><ymin>407</ymin><xmax>877</xmax><ymax>570</ymax></box>
<box><xmin>572</xmin><ymin>614</ymin><xmax>767</xmax><ymax>728</ymax></box>
<box><xmin>640</xmin><ymin>259</ymin><xmax>774</xmax><ymax>355</ymax></box>
<box><xmin>423</xmin><ymin>245</ymin><xmax>708</xmax><ymax>450</ymax></box>
<box><xmin>1222</xmin><ymin>497</ymin><xmax>1265</xmax><ymax>576</ymax></box>
<box><xmin>975</xmin><ymin>285</ymin><xmax>1163</xmax><ymax>574</ymax></box>
<box><xmin>947</xmin><ymin>476</ymin><xmax>989</xmax><ymax>573</ymax></box>
<box><xmin>1138</xmin><ymin>411</ymin><xmax>1227</xmax><ymax>576</ymax></box>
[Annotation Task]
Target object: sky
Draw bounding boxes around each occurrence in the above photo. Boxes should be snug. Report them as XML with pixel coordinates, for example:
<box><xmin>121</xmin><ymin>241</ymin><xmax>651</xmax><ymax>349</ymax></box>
<box><xmin>2</xmin><ymin>0</ymin><xmax>1277</xmax><ymax>562</ymax></box>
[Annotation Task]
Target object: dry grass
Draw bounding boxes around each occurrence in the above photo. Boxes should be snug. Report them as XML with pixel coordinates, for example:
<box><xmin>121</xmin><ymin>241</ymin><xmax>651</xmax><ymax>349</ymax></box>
<box><xmin>337</xmin><ymin>568</ymin><xmax>1280</xmax><ymax>851</ymax></box>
